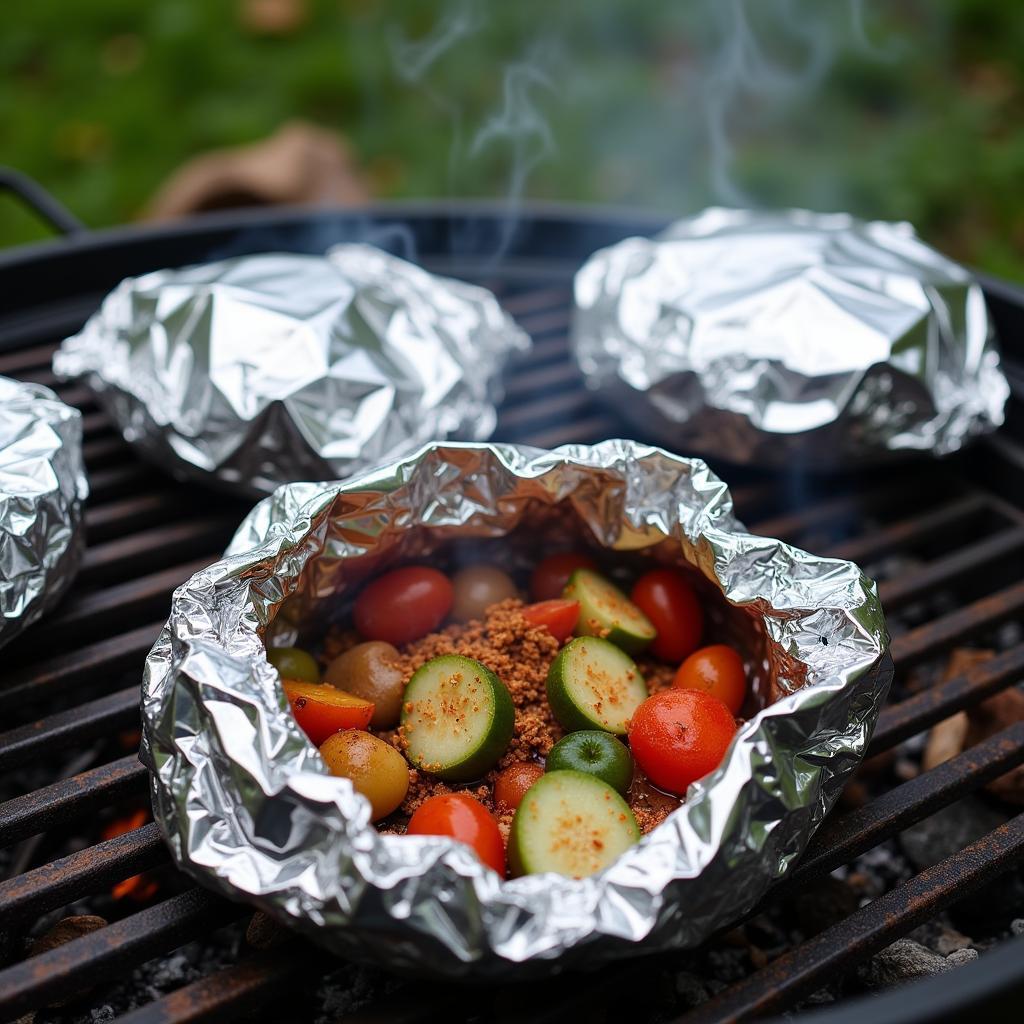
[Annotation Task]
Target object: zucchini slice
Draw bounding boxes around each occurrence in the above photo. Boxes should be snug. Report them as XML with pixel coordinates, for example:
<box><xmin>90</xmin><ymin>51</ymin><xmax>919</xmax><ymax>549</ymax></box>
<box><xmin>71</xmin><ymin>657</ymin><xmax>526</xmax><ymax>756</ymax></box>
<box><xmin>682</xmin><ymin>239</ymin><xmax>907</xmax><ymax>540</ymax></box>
<box><xmin>546</xmin><ymin>636</ymin><xmax>647</xmax><ymax>734</ymax></box>
<box><xmin>508</xmin><ymin>769</ymin><xmax>640</xmax><ymax>877</ymax></box>
<box><xmin>401</xmin><ymin>655</ymin><xmax>514</xmax><ymax>782</ymax></box>
<box><xmin>563</xmin><ymin>568</ymin><xmax>656</xmax><ymax>653</ymax></box>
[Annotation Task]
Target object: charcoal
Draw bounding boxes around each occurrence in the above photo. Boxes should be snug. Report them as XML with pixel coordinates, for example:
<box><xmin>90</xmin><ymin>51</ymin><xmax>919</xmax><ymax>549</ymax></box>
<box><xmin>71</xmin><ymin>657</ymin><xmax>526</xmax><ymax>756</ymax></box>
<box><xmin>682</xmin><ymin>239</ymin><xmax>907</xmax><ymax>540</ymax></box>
<box><xmin>858</xmin><ymin>939</ymin><xmax>978</xmax><ymax>989</ymax></box>
<box><xmin>792</xmin><ymin>877</ymin><xmax>859</xmax><ymax>936</ymax></box>
<box><xmin>932</xmin><ymin>925</ymin><xmax>975</xmax><ymax>954</ymax></box>
<box><xmin>673</xmin><ymin>970</ymin><xmax>709</xmax><ymax>1008</ymax></box>
<box><xmin>950</xmin><ymin>870</ymin><xmax>1024</xmax><ymax>938</ymax></box>
<box><xmin>900</xmin><ymin>798</ymin><xmax>1008</xmax><ymax>870</ymax></box>
<box><xmin>314</xmin><ymin>964</ymin><xmax>396</xmax><ymax>1023</ymax></box>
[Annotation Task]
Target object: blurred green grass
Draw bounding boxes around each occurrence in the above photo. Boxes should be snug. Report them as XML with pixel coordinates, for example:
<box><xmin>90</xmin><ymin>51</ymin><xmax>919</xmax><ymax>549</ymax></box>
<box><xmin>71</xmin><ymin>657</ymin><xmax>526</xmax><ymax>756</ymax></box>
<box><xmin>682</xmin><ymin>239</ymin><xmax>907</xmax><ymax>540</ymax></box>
<box><xmin>2</xmin><ymin>0</ymin><xmax>1022</xmax><ymax>279</ymax></box>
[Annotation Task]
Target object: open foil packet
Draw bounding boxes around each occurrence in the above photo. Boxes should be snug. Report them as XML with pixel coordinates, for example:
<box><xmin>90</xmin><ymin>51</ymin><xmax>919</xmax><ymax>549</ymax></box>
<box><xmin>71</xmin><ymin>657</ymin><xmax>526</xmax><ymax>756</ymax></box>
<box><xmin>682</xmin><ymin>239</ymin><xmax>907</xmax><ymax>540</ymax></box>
<box><xmin>0</xmin><ymin>377</ymin><xmax>87</xmax><ymax>649</ymax></box>
<box><xmin>572</xmin><ymin>209</ymin><xmax>1008</xmax><ymax>467</ymax></box>
<box><xmin>142</xmin><ymin>440</ymin><xmax>890</xmax><ymax>977</ymax></box>
<box><xmin>53</xmin><ymin>247</ymin><xmax>529</xmax><ymax>497</ymax></box>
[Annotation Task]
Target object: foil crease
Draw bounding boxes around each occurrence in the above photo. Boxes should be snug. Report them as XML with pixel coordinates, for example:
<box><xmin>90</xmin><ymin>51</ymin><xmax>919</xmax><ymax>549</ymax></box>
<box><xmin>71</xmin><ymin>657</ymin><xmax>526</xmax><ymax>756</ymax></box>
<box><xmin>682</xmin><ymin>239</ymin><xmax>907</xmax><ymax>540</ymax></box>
<box><xmin>142</xmin><ymin>440</ymin><xmax>890</xmax><ymax>977</ymax></box>
<box><xmin>53</xmin><ymin>248</ymin><xmax>529</xmax><ymax>496</ymax></box>
<box><xmin>0</xmin><ymin>377</ymin><xmax>87</xmax><ymax>649</ymax></box>
<box><xmin>572</xmin><ymin>208</ymin><xmax>1008</xmax><ymax>466</ymax></box>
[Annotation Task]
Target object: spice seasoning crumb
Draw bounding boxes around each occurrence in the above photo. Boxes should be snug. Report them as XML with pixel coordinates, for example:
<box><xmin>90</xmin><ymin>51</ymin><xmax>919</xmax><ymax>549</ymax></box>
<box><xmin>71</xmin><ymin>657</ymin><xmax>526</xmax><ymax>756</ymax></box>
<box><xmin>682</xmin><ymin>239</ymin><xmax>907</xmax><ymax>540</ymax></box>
<box><xmin>334</xmin><ymin>598</ymin><xmax>681</xmax><ymax>836</ymax></box>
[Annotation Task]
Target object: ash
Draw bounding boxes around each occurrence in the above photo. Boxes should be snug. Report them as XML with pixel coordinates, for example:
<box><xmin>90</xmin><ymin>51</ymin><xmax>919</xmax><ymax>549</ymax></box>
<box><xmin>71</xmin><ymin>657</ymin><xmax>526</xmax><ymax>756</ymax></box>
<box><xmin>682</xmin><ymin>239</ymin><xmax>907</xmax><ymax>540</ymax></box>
<box><xmin>32</xmin><ymin>925</ymin><xmax>245</xmax><ymax>1024</ymax></box>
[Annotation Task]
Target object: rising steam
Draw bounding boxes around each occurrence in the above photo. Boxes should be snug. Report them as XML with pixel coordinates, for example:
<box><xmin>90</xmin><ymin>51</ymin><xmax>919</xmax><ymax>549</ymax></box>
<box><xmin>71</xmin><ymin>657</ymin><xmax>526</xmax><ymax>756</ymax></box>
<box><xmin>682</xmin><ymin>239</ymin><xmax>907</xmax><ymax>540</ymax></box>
<box><xmin>377</xmin><ymin>1</ymin><xmax>900</xmax><ymax>255</ymax></box>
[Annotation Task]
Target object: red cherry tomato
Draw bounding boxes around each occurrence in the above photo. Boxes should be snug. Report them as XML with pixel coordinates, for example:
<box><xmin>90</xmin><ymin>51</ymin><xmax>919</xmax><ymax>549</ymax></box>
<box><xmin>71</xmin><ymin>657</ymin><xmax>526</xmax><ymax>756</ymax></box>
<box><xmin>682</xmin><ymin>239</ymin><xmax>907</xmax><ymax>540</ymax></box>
<box><xmin>406</xmin><ymin>793</ymin><xmax>506</xmax><ymax>874</ymax></box>
<box><xmin>627</xmin><ymin>689</ymin><xmax>736</xmax><ymax>795</ymax></box>
<box><xmin>283</xmin><ymin>680</ymin><xmax>374</xmax><ymax>746</ymax></box>
<box><xmin>673</xmin><ymin>644</ymin><xmax>747</xmax><ymax>715</ymax></box>
<box><xmin>354</xmin><ymin>567</ymin><xmax>453</xmax><ymax>646</ymax></box>
<box><xmin>520</xmin><ymin>599</ymin><xmax>580</xmax><ymax>643</ymax></box>
<box><xmin>630</xmin><ymin>568</ymin><xmax>704</xmax><ymax>663</ymax></box>
<box><xmin>493</xmin><ymin>762</ymin><xmax>545</xmax><ymax>810</ymax></box>
<box><xmin>530</xmin><ymin>552</ymin><xmax>597</xmax><ymax>602</ymax></box>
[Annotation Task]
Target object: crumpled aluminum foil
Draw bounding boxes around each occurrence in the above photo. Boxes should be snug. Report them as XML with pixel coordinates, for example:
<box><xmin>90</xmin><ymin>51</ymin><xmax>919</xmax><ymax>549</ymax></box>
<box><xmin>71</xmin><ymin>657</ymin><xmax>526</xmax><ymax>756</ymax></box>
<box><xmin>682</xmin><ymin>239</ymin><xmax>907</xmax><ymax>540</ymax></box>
<box><xmin>53</xmin><ymin>248</ymin><xmax>529</xmax><ymax>497</ymax></box>
<box><xmin>0</xmin><ymin>376</ymin><xmax>87</xmax><ymax>649</ymax></box>
<box><xmin>572</xmin><ymin>208</ymin><xmax>1008</xmax><ymax>466</ymax></box>
<box><xmin>142</xmin><ymin>440</ymin><xmax>890</xmax><ymax>977</ymax></box>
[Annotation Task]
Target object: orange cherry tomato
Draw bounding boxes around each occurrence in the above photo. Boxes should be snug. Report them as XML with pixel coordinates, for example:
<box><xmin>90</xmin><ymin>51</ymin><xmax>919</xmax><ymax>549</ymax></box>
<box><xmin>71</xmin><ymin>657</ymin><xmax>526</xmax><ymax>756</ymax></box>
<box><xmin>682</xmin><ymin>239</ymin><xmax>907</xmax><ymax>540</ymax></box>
<box><xmin>283</xmin><ymin>680</ymin><xmax>374</xmax><ymax>746</ymax></box>
<box><xmin>673</xmin><ymin>644</ymin><xmax>747</xmax><ymax>715</ymax></box>
<box><xmin>520</xmin><ymin>599</ymin><xmax>580</xmax><ymax>643</ymax></box>
<box><xmin>493</xmin><ymin>762</ymin><xmax>545</xmax><ymax>810</ymax></box>
<box><xmin>353</xmin><ymin>567</ymin><xmax>453</xmax><ymax>646</ymax></box>
<box><xmin>406</xmin><ymin>792</ymin><xmax>506</xmax><ymax>875</ymax></box>
<box><xmin>630</xmin><ymin>568</ymin><xmax>704</xmax><ymax>663</ymax></box>
<box><xmin>627</xmin><ymin>689</ymin><xmax>736</xmax><ymax>796</ymax></box>
<box><xmin>530</xmin><ymin>552</ymin><xmax>597</xmax><ymax>602</ymax></box>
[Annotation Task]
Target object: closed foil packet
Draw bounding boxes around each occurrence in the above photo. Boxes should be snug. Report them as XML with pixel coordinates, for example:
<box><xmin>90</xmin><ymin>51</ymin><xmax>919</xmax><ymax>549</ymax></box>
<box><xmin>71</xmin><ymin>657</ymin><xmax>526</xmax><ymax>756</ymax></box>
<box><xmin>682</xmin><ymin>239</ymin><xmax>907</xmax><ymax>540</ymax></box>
<box><xmin>0</xmin><ymin>377</ymin><xmax>87</xmax><ymax>649</ymax></box>
<box><xmin>141</xmin><ymin>440</ymin><xmax>890</xmax><ymax>977</ymax></box>
<box><xmin>572</xmin><ymin>209</ymin><xmax>1008</xmax><ymax>467</ymax></box>
<box><xmin>53</xmin><ymin>248</ymin><xmax>529</xmax><ymax>497</ymax></box>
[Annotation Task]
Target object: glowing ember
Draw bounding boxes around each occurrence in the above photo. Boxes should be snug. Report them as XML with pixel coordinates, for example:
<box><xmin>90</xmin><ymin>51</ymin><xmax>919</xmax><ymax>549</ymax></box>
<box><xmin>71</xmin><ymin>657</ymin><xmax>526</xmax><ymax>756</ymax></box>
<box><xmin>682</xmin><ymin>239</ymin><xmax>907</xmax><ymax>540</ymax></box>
<box><xmin>102</xmin><ymin>808</ymin><xmax>159</xmax><ymax>902</ymax></box>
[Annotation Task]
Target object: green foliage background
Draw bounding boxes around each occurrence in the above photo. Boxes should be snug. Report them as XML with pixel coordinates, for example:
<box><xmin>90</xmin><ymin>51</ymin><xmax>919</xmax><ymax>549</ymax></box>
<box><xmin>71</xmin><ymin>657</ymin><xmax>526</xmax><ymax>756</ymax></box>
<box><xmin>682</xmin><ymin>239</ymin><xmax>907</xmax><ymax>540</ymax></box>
<box><xmin>2</xmin><ymin>0</ymin><xmax>1022</xmax><ymax>278</ymax></box>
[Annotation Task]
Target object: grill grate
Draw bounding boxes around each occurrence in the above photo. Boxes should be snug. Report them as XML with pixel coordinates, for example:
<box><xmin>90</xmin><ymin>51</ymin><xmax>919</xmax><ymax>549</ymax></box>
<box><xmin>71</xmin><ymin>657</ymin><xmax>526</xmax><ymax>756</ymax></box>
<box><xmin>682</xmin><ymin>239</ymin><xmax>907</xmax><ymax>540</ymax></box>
<box><xmin>0</xmin><ymin>270</ymin><xmax>1023</xmax><ymax>1023</ymax></box>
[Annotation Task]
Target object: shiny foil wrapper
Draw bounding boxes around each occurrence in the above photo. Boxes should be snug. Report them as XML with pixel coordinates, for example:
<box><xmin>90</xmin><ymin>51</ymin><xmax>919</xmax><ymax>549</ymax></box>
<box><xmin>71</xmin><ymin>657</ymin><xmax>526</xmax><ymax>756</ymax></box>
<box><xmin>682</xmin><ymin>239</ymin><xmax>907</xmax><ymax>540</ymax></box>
<box><xmin>53</xmin><ymin>248</ymin><xmax>529</xmax><ymax>496</ymax></box>
<box><xmin>142</xmin><ymin>440</ymin><xmax>890</xmax><ymax>977</ymax></box>
<box><xmin>0</xmin><ymin>377</ymin><xmax>87</xmax><ymax>649</ymax></box>
<box><xmin>573</xmin><ymin>209</ymin><xmax>1008</xmax><ymax>466</ymax></box>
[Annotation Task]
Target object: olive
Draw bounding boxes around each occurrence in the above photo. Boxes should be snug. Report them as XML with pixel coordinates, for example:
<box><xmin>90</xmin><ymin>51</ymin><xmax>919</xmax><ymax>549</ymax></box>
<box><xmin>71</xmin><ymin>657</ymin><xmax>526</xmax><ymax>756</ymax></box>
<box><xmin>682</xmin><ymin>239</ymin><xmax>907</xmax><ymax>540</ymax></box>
<box><xmin>267</xmin><ymin>646</ymin><xmax>320</xmax><ymax>684</ymax></box>
<box><xmin>324</xmin><ymin>641</ymin><xmax>405</xmax><ymax>728</ymax></box>
<box><xmin>319</xmin><ymin>730</ymin><xmax>409</xmax><ymax>821</ymax></box>
<box><xmin>450</xmin><ymin>565</ymin><xmax>518</xmax><ymax>623</ymax></box>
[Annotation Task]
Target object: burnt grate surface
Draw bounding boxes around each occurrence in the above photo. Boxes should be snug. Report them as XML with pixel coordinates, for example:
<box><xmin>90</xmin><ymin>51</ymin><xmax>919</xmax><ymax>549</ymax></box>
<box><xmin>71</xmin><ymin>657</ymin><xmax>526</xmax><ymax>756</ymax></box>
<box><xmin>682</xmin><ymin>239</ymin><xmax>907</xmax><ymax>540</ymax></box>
<box><xmin>0</xmin><ymin>254</ymin><xmax>1023</xmax><ymax>1024</ymax></box>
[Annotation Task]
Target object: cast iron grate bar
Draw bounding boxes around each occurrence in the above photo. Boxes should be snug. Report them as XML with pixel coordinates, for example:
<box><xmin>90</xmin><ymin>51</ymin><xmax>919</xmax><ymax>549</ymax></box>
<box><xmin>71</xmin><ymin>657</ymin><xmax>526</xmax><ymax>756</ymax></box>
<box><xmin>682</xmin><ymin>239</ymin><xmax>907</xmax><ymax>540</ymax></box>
<box><xmin>0</xmin><ymin>621</ymin><xmax>165</xmax><ymax>712</ymax></box>
<box><xmin>789</xmin><ymin>722</ymin><xmax>1024</xmax><ymax>885</ymax></box>
<box><xmin>0</xmin><ymin>685</ymin><xmax>141</xmax><ymax>768</ymax></box>
<box><xmin>39</xmin><ymin>557</ymin><xmax>215</xmax><ymax>639</ymax></box>
<box><xmin>671</xmin><ymin>814</ymin><xmax>1024</xmax><ymax>1024</ymax></box>
<box><xmin>84</xmin><ymin>493</ymin><xmax>195</xmax><ymax>543</ymax></box>
<box><xmin>0</xmin><ymin>753</ymin><xmax>148</xmax><ymax>848</ymax></box>
<box><xmin>112</xmin><ymin>946</ymin><xmax>323</xmax><ymax>1024</ymax></box>
<box><xmin>888</xmin><ymin>579</ymin><xmax>1024</xmax><ymax>669</ymax></box>
<box><xmin>821</xmin><ymin>492</ymin><xmax>990</xmax><ymax>565</ymax></box>
<box><xmin>877</xmin><ymin>526</ymin><xmax>1024</xmax><ymax>610</ymax></box>
<box><xmin>870</xmin><ymin>644</ymin><xmax>1024</xmax><ymax>753</ymax></box>
<box><xmin>0</xmin><ymin>889</ymin><xmax>241</xmax><ymax>1021</ymax></box>
<box><xmin>0</xmin><ymin>822</ymin><xmax>167</xmax><ymax>926</ymax></box>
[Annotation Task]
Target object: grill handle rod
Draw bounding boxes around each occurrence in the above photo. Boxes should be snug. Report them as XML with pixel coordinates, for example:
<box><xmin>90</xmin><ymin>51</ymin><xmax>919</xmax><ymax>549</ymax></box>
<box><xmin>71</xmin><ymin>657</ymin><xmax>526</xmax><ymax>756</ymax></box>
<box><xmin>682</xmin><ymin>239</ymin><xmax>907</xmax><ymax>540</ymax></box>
<box><xmin>0</xmin><ymin>167</ymin><xmax>86</xmax><ymax>238</ymax></box>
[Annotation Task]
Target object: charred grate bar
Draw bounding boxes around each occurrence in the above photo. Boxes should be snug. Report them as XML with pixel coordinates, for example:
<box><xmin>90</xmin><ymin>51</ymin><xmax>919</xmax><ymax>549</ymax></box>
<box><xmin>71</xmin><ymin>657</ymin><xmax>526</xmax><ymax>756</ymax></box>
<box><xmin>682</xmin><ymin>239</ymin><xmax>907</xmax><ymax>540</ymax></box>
<box><xmin>0</xmin><ymin>213</ymin><xmax>1022</xmax><ymax>1023</ymax></box>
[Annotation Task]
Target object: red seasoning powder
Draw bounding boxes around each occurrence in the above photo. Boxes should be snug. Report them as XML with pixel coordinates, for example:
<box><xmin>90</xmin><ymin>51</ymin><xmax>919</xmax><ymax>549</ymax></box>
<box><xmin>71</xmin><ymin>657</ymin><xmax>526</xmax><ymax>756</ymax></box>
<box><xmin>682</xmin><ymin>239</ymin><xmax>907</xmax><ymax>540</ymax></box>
<box><xmin>329</xmin><ymin>598</ymin><xmax>679</xmax><ymax>838</ymax></box>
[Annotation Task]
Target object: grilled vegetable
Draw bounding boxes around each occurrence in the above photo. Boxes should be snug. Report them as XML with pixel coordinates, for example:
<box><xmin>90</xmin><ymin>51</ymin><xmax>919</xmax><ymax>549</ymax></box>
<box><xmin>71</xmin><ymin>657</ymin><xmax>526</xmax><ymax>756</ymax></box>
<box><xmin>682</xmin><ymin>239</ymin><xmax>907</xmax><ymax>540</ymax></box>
<box><xmin>354</xmin><ymin>567</ymin><xmax>453</xmax><ymax>646</ymax></box>
<box><xmin>324</xmin><ymin>641</ymin><xmax>405</xmax><ymax>728</ymax></box>
<box><xmin>319</xmin><ymin>730</ymin><xmax>409</xmax><ymax>821</ymax></box>
<box><xmin>508</xmin><ymin>770</ymin><xmax>640</xmax><ymax>877</ymax></box>
<box><xmin>564</xmin><ymin>568</ymin><xmax>656</xmax><ymax>653</ymax></box>
<box><xmin>520</xmin><ymin>599</ymin><xmax>580</xmax><ymax>643</ymax></box>
<box><xmin>401</xmin><ymin>655</ymin><xmax>514</xmax><ymax>781</ymax></box>
<box><xmin>267</xmin><ymin>646</ymin><xmax>320</xmax><ymax>684</ymax></box>
<box><xmin>673</xmin><ymin>644</ymin><xmax>747</xmax><ymax>714</ymax></box>
<box><xmin>407</xmin><ymin>792</ymin><xmax>505</xmax><ymax>875</ymax></box>
<box><xmin>545</xmin><ymin>730</ymin><xmax>633</xmax><ymax>795</ymax></box>
<box><xmin>631</xmin><ymin>568</ymin><xmax>704</xmax><ymax>663</ymax></box>
<box><xmin>530</xmin><ymin>551</ymin><xmax>596</xmax><ymax>602</ymax></box>
<box><xmin>450</xmin><ymin>565</ymin><xmax>518</xmax><ymax>622</ymax></box>
<box><xmin>283</xmin><ymin>680</ymin><xmax>374</xmax><ymax>745</ymax></box>
<box><xmin>628</xmin><ymin>689</ymin><xmax>736</xmax><ymax>795</ymax></box>
<box><xmin>493</xmin><ymin>761</ymin><xmax>545</xmax><ymax>810</ymax></box>
<box><xmin>546</xmin><ymin>636</ymin><xmax>647</xmax><ymax>735</ymax></box>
